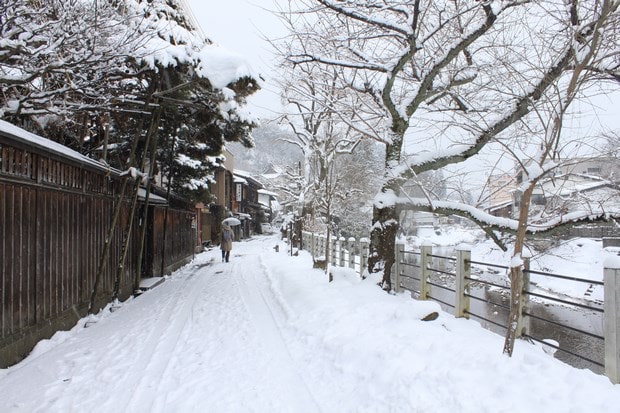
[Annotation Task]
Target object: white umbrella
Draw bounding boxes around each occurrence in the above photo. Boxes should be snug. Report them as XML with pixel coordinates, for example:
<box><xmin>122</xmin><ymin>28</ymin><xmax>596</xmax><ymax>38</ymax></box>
<box><xmin>222</xmin><ymin>217</ymin><xmax>241</xmax><ymax>226</ymax></box>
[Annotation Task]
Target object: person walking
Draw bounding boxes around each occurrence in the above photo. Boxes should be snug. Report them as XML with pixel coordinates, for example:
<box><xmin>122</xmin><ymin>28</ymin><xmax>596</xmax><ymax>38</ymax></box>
<box><xmin>220</xmin><ymin>224</ymin><xmax>234</xmax><ymax>262</ymax></box>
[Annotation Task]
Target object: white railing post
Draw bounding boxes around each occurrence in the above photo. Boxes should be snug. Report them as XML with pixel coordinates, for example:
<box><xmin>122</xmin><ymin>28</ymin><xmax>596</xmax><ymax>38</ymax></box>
<box><xmin>455</xmin><ymin>247</ymin><xmax>471</xmax><ymax>318</ymax></box>
<box><xmin>394</xmin><ymin>241</ymin><xmax>405</xmax><ymax>293</ymax></box>
<box><xmin>419</xmin><ymin>244</ymin><xmax>431</xmax><ymax>300</ymax></box>
<box><xmin>519</xmin><ymin>255</ymin><xmax>532</xmax><ymax>338</ymax></box>
<box><xmin>314</xmin><ymin>233</ymin><xmax>319</xmax><ymax>258</ymax></box>
<box><xmin>360</xmin><ymin>238</ymin><xmax>369</xmax><ymax>277</ymax></box>
<box><xmin>331</xmin><ymin>236</ymin><xmax>338</xmax><ymax>266</ymax></box>
<box><xmin>348</xmin><ymin>237</ymin><xmax>356</xmax><ymax>270</ymax></box>
<box><xmin>302</xmin><ymin>231</ymin><xmax>308</xmax><ymax>253</ymax></box>
<box><xmin>604</xmin><ymin>263</ymin><xmax>620</xmax><ymax>384</ymax></box>
<box><xmin>339</xmin><ymin>237</ymin><xmax>346</xmax><ymax>268</ymax></box>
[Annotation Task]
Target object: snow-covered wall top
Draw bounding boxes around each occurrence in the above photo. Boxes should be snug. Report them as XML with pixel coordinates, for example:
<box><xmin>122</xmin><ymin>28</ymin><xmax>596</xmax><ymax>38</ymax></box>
<box><xmin>0</xmin><ymin>120</ymin><xmax>113</xmax><ymax>173</ymax></box>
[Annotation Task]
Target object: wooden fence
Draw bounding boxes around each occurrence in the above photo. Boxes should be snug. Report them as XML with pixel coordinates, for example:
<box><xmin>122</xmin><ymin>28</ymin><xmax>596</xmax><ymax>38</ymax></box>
<box><xmin>0</xmin><ymin>122</ymin><xmax>195</xmax><ymax>367</ymax></box>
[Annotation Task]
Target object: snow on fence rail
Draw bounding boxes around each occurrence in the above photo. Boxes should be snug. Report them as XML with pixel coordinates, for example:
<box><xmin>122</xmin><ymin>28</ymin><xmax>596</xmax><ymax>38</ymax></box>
<box><xmin>300</xmin><ymin>232</ymin><xmax>620</xmax><ymax>384</ymax></box>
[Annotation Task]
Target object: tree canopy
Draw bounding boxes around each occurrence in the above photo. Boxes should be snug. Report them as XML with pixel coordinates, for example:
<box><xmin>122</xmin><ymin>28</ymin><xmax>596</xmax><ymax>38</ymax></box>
<box><xmin>0</xmin><ymin>0</ymin><xmax>260</xmax><ymax>202</ymax></box>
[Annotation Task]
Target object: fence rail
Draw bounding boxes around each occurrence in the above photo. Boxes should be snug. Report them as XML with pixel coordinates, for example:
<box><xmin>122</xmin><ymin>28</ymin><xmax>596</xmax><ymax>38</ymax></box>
<box><xmin>299</xmin><ymin>231</ymin><xmax>620</xmax><ymax>384</ymax></box>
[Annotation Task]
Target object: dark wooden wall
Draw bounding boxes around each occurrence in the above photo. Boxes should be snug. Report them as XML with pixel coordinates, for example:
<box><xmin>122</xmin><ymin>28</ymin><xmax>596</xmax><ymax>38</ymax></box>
<box><xmin>0</xmin><ymin>133</ymin><xmax>195</xmax><ymax>367</ymax></box>
<box><xmin>148</xmin><ymin>207</ymin><xmax>195</xmax><ymax>276</ymax></box>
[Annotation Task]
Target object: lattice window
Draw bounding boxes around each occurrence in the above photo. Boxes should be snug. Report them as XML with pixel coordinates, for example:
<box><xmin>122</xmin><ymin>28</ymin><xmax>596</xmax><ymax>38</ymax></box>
<box><xmin>0</xmin><ymin>145</ymin><xmax>34</xmax><ymax>179</ymax></box>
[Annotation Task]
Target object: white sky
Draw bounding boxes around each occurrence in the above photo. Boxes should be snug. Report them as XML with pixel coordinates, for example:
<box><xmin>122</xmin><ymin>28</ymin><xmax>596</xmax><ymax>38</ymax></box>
<box><xmin>185</xmin><ymin>0</ymin><xmax>286</xmax><ymax>119</ymax></box>
<box><xmin>185</xmin><ymin>1</ymin><xmax>618</xmax><ymax>147</ymax></box>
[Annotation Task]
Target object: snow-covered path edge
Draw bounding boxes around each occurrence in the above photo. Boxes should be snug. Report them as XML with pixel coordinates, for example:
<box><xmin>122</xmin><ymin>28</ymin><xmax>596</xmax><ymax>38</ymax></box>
<box><xmin>0</xmin><ymin>235</ymin><xmax>619</xmax><ymax>413</ymax></box>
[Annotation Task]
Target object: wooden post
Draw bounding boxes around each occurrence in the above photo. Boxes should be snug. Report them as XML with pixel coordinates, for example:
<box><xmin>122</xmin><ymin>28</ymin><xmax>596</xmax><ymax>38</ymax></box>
<box><xmin>394</xmin><ymin>241</ymin><xmax>405</xmax><ymax>293</ymax></box>
<box><xmin>360</xmin><ymin>238</ymin><xmax>369</xmax><ymax>277</ymax></box>
<box><xmin>455</xmin><ymin>247</ymin><xmax>471</xmax><ymax>318</ymax></box>
<box><xmin>339</xmin><ymin>237</ymin><xmax>346</xmax><ymax>268</ymax></box>
<box><xmin>419</xmin><ymin>245</ymin><xmax>431</xmax><ymax>300</ymax></box>
<box><xmin>348</xmin><ymin>237</ymin><xmax>356</xmax><ymax>270</ymax></box>
<box><xmin>604</xmin><ymin>263</ymin><xmax>620</xmax><ymax>384</ymax></box>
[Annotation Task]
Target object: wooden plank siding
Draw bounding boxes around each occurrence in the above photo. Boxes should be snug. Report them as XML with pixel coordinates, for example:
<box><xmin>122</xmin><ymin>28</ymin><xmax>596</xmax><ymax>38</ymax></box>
<box><xmin>0</xmin><ymin>131</ymin><xmax>195</xmax><ymax>367</ymax></box>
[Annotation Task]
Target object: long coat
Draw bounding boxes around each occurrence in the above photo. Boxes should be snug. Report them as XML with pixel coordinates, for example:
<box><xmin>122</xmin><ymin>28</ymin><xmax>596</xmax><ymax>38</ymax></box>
<box><xmin>220</xmin><ymin>225</ymin><xmax>233</xmax><ymax>252</ymax></box>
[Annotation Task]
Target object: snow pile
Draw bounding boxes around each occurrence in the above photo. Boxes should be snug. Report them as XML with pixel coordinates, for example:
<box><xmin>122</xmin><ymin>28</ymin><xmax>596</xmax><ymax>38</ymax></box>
<box><xmin>408</xmin><ymin>225</ymin><xmax>483</xmax><ymax>246</ymax></box>
<box><xmin>0</xmin><ymin>236</ymin><xmax>618</xmax><ymax>412</ymax></box>
<box><xmin>196</xmin><ymin>45</ymin><xmax>255</xmax><ymax>89</ymax></box>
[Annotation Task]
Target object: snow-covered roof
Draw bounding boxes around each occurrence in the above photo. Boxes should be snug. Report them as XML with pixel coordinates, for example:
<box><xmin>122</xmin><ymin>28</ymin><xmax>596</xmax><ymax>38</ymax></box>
<box><xmin>233</xmin><ymin>169</ymin><xmax>263</xmax><ymax>187</ymax></box>
<box><xmin>258</xmin><ymin>189</ymin><xmax>279</xmax><ymax>197</ymax></box>
<box><xmin>486</xmin><ymin>200</ymin><xmax>513</xmax><ymax>212</ymax></box>
<box><xmin>541</xmin><ymin>173</ymin><xmax>611</xmax><ymax>198</ymax></box>
<box><xmin>233</xmin><ymin>169</ymin><xmax>253</xmax><ymax>178</ymax></box>
<box><xmin>137</xmin><ymin>188</ymin><xmax>168</xmax><ymax>205</ymax></box>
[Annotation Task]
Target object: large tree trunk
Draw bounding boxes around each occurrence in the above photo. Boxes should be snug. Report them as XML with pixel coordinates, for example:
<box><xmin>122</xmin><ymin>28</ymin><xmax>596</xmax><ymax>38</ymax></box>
<box><xmin>369</xmin><ymin>198</ymin><xmax>400</xmax><ymax>290</ymax></box>
<box><xmin>368</xmin><ymin>127</ymin><xmax>405</xmax><ymax>290</ymax></box>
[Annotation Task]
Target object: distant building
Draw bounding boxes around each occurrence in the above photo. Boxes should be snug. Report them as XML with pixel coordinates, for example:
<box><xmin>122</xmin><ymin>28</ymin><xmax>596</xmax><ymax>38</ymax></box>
<box><xmin>258</xmin><ymin>189</ymin><xmax>280</xmax><ymax>223</ymax></box>
<box><xmin>487</xmin><ymin>173</ymin><xmax>516</xmax><ymax>218</ymax></box>
<box><xmin>555</xmin><ymin>157</ymin><xmax>620</xmax><ymax>180</ymax></box>
<box><xmin>484</xmin><ymin>156</ymin><xmax>620</xmax><ymax>225</ymax></box>
<box><xmin>196</xmin><ymin>149</ymin><xmax>235</xmax><ymax>248</ymax></box>
<box><xmin>510</xmin><ymin>157</ymin><xmax>620</xmax><ymax>231</ymax></box>
<box><xmin>233</xmin><ymin>169</ymin><xmax>267</xmax><ymax>237</ymax></box>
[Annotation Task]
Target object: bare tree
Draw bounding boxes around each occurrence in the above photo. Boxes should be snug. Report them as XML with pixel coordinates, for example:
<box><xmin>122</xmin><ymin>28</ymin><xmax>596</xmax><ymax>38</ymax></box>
<box><xmin>278</xmin><ymin>0</ymin><xmax>620</xmax><ymax>355</ymax></box>
<box><xmin>276</xmin><ymin>59</ymin><xmax>366</xmax><ymax>273</ymax></box>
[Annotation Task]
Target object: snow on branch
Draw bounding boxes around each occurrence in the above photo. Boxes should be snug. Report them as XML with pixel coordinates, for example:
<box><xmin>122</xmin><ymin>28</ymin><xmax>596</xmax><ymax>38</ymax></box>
<box><xmin>120</xmin><ymin>167</ymin><xmax>148</xmax><ymax>184</ymax></box>
<box><xmin>316</xmin><ymin>0</ymin><xmax>412</xmax><ymax>36</ymax></box>
<box><xmin>287</xmin><ymin>54</ymin><xmax>390</xmax><ymax>73</ymax></box>
<box><xmin>394</xmin><ymin>196</ymin><xmax>620</xmax><ymax>237</ymax></box>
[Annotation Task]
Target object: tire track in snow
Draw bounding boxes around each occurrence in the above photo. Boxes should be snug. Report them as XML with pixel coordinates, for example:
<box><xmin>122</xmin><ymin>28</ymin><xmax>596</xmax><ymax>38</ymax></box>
<box><xmin>233</xmin><ymin>248</ymin><xmax>322</xmax><ymax>413</ymax></box>
<box><xmin>122</xmin><ymin>264</ymin><xmax>214</xmax><ymax>412</ymax></box>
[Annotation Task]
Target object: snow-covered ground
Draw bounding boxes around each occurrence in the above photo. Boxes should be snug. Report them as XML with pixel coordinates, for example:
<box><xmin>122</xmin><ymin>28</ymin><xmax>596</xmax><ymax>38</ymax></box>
<box><xmin>1</xmin><ymin>235</ymin><xmax>619</xmax><ymax>412</ymax></box>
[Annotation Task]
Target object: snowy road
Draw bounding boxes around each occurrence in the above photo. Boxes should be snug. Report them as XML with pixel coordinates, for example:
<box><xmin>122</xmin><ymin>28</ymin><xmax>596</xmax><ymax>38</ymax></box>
<box><xmin>0</xmin><ymin>236</ymin><xmax>322</xmax><ymax>412</ymax></box>
<box><xmin>2</xmin><ymin>235</ymin><xmax>620</xmax><ymax>412</ymax></box>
